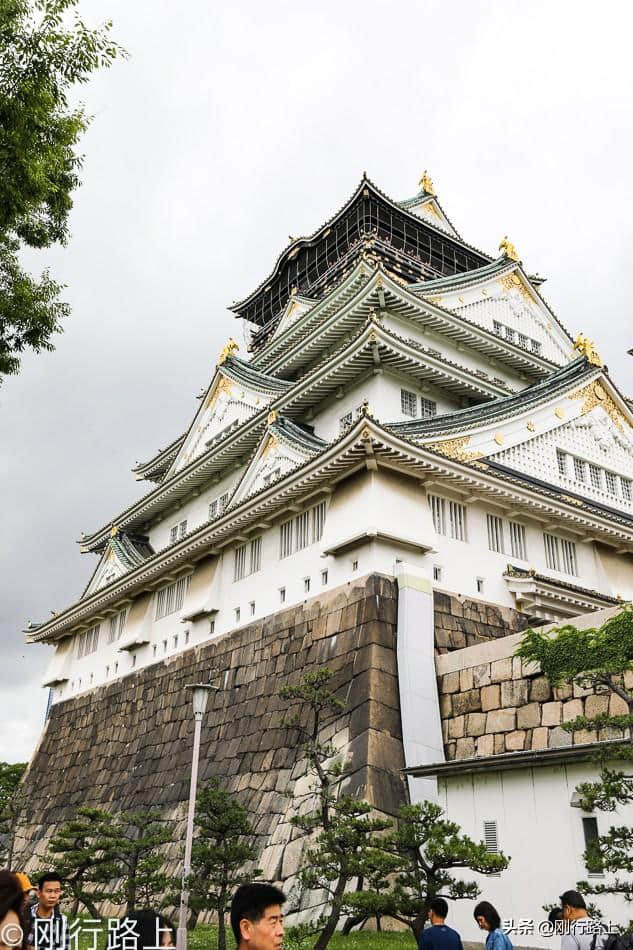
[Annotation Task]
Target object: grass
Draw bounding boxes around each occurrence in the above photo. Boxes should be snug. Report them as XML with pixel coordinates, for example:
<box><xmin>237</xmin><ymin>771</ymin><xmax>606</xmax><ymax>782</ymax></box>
<box><xmin>71</xmin><ymin>918</ymin><xmax>418</xmax><ymax>950</ymax></box>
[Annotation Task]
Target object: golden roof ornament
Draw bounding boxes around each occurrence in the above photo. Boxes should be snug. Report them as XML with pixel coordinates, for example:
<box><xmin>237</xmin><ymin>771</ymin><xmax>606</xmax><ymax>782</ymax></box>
<box><xmin>267</xmin><ymin>409</ymin><xmax>278</xmax><ymax>426</ymax></box>
<box><xmin>499</xmin><ymin>236</ymin><xmax>520</xmax><ymax>262</ymax></box>
<box><xmin>110</xmin><ymin>524</ymin><xmax>119</xmax><ymax>537</ymax></box>
<box><xmin>419</xmin><ymin>170</ymin><xmax>436</xmax><ymax>196</ymax></box>
<box><xmin>573</xmin><ymin>332</ymin><xmax>603</xmax><ymax>367</ymax></box>
<box><xmin>217</xmin><ymin>339</ymin><xmax>239</xmax><ymax>365</ymax></box>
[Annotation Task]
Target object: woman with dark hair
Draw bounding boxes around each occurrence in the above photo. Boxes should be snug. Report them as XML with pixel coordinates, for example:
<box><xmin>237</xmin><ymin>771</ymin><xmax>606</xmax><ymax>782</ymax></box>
<box><xmin>110</xmin><ymin>910</ymin><xmax>175</xmax><ymax>950</ymax></box>
<box><xmin>0</xmin><ymin>871</ymin><xmax>25</xmax><ymax>950</ymax></box>
<box><xmin>474</xmin><ymin>901</ymin><xmax>513</xmax><ymax>950</ymax></box>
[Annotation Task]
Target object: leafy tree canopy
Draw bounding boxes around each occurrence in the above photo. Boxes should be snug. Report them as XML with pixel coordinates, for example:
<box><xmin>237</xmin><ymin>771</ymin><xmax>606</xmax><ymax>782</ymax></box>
<box><xmin>0</xmin><ymin>0</ymin><xmax>123</xmax><ymax>380</ymax></box>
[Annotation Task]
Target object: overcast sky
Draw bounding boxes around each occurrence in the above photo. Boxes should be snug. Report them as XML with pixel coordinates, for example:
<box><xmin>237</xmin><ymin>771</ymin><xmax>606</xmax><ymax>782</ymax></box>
<box><xmin>2</xmin><ymin>0</ymin><xmax>633</xmax><ymax>763</ymax></box>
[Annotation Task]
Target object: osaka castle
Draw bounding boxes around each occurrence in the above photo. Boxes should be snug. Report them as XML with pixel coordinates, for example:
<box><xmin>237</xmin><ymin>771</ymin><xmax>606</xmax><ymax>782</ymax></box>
<box><xmin>20</xmin><ymin>173</ymin><xmax>633</xmax><ymax>942</ymax></box>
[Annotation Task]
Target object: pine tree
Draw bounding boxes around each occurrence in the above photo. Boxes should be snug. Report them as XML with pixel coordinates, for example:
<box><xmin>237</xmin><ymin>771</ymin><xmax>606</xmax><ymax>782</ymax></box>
<box><xmin>111</xmin><ymin>809</ymin><xmax>173</xmax><ymax>913</ymax></box>
<box><xmin>517</xmin><ymin>605</ymin><xmax>633</xmax><ymax>908</ymax></box>
<box><xmin>187</xmin><ymin>779</ymin><xmax>261</xmax><ymax>950</ymax></box>
<box><xmin>0</xmin><ymin>762</ymin><xmax>27</xmax><ymax>866</ymax></box>
<box><xmin>46</xmin><ymin>807</ymin><xmax>120</xmax><ymax>917</ymax></box>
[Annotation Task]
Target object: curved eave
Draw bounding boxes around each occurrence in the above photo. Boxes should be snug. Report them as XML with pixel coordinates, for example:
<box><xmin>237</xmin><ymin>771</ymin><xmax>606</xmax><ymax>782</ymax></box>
<box><xmin>397</xmin><ymin>192</ymin><xmax>461</xmax><ymax>239</ymax></box>
<box><xmin>256</xmin><ymin>265</ymin><xmax>562</xmax><ymax>381</ymax></box>
<box><xmin>27</xmin><ymin>417</ymin><xmax>633</xmax><ymax>645</ymax></box>
<box><xmin>229</xmin><ymin>176</ymin><xmax>493</xmax><ymax>317</ymax></box>
<box><xmin>387</xmin><ymin>357</ymin><xmax>598</xmax><ymax>439</ymax></box>
<box><xmin>413</xmin><ymin>257</ymin><xmax>575</xmax><ymax>346</ymax></box>
<box><xmin>132</xmin><ymin>433</ymin><xmax>186</xmax><ymax>481</ymax></box>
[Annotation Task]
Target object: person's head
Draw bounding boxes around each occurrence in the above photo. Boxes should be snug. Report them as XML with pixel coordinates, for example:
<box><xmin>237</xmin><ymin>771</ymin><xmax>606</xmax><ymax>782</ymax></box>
<box><xmin>548</xmin><ymin>908</ymin><xmax>564</xmax><ymax>926</ymax></box>
<box><xmin>0</xmin><ymin>872</ymin><xmax>23</xmax><ymax>918</ymax></box>
<box><xmin>428</xmin><ymin>898</ymin><xmax>449</xmax><ymax>925</ymax></box>
<box><xmin>36</xmin><ymin>874</ymin><xmax>62</xmax><ymax>912</ymax></box>
<box><xmin>474</xmin><ymin>901</ymin><xmax>501</xmax><ymax>933</ymax></box>
<box><xmin>230</xmin><ymin>884</ymin><xmax>286</xmax><ymax>950</ymax></box>
<box><xmin>119</xmin><ymin>911</ymin><xmax>175</xmax><ymax>949</ymax></box>
<box><xmin>559</xmin><ymin>891</ymin><xmax>587</xmax><ymax>921</ymax></box>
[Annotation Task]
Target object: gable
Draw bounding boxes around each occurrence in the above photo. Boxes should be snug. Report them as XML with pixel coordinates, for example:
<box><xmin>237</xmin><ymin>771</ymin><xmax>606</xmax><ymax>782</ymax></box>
<box><xmin>231</xmin><ymin>417</ymin><xmax>327</xmax><ymax>506</ymax></box>
<box><xmin>170</xmin><ymin>375</ymin><xmax>272</xmax><ymax>475</ymax></box>
<box><xmin>423</xmin><ymin>268</ymin><xmax>571</xmax><ymax>366</ymax></box>
<box><xmin>404</xmin><ymin>197</ymin><xmax>459</xmax><ymax>237</ymax></box>
<box><xmin>270</xmin><ymin>294</ymin><xmax>316</xmax><ymax>342</ymax></box>
<box><xmin>490</xmin><ymin>403</ymin><xmax>633</xmax><ymax>511</ymax></box>
<box><xmin>83</xmin><ymin>547</ymin><xmax>126</xmax><ymax>597</ymax></box>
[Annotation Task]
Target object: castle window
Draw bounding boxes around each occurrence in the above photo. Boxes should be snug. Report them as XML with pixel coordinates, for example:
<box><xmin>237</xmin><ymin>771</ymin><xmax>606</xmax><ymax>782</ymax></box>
<box><xmin>296</xmin><ymin>511</ymin><xmax>310</xmax><ymax>550</ymax></box>
<box><xmin>209</xmin><ymin>498</ymin><xmax>218</xmax><ymax>520</ymax></box>
<box><xmin>401</xmin><ymin>389</ymin><xmax>417</xmax><ymax>417</ymax></box>
<box><xmin>509</xmin><ymin>521</ymin><xmax>527</xmax><ymax>560</ymax></box>
<box><xmin>352</xmin><ymin>560</ymin><xmax>359</xmax><ymax>571</ymax></box>
<box><xmin>573</xmin><ymin>458</ymin><xmax>586</xmax><ymax>483</ymax></box>
<box><xmin>220</xmin><ymin>492</ymin><xmax>229</xmax><ymax>512</ymax></box>
<box><xmin>518</xmin><ymin>332</ymin><xmax>528</xmax><ymax>349</ymax></box>
<box><xmin>279</xmin><ymin>587</ymin><xmax>286</xmax><ymax>603</ymax></box>
<box><xmin>321</xmin><ymin>569</ymin><xmax>328</xmax><ymax>586</ymax></box>
<box><xmin>234</xmin><ymin>543</ymin><xmax>248</xmax><ymax>581</ymax></box>
<box><xmin>169</xmin><ymin>519</ymin><xmax>188</xmax><ymax>543</ymax></box>
<box><xmin>420</xmin><ymin>398</ymin><xmax>437</xmax><ymax>419</ymax></box>
<box><xmin>173</xmin><ymin>634</ymin><xmax>179</xmax><ymax>649</ymax></box>
<box><xmin>622</xmin><ymin>479</ymin><xmax>632</xmax><ymax>501</ymax></box>
<box><xmin>155</xmin><ymin>575</ymin><xmax>191</xmax><ymax>620</ymax></box>
<box><xmin>582</xmin><ymin>817</ymin><xmax>600</xmax><ymax>870</ymax></box>
<box><xmin>429</xmin><ymin>494</ymin><xmax>446</xmax><ymax>535</ymax></box>
<box><xmin>249</xmin><ymin>601</ymin><xmax>256</xmax><ymax>616</ymax></box>
<box><xmin>429</xmin><ymin>494</ymin><xmax>467</xmax><ymax>541</ymax></box>
<box><xmin>448</xmin><ymin>500</ymin><xmax>467</xmax><ymax>541</ymax></box>
<box><xmin>589</xmin><ymin>463</ymin><xmax>602</xmax><ymax>489</ymax></box>
<box><xmin>312</xmin><ymin>501</ymin><xmax>326</xmax><ymax>542</ymax></box>
<box><xmin>486</xmin><ymin>514</ymin><xmax>505</xmax><ymax>554</ymax></box>
<box><xmin>209</xmin><ymin>619</ymin><xmax>215</xmax><ymax>635</ymax></box>
<box><xmin>250</xmin><ymin>537</ymin><xmax>262</xmax><ymax>574</ymax></box>
<box><xmin>556</xmin><ymin>450</ymin><xmax>567</xmax><ymax>475</ymax></box>
<box><xmin>185</xmin><ymin>631</ymin><xmax>190</xmax><ymax>645</ymax></box>
<box><xmin>152</xmin><ymin>645</ymin><xmax>157</xmax><ymax>657</ymax></box>
<box><xmin>77</xmin><ymin>623</ymin><xmax>100</xmax><ymax>658</ymax></box>
<box><xmin>504</xmin><ymin>326</ymin><xmax>515</xmax><ymax>343</ymax></box>
<box><xmin>131</xmin><ymin>654</ymin><xmax>136</xmax><ymax>668</ymax></box>
<box><xmin>304</xmin><ymin>577</ymin><xmax>311</xmax><ymax>593</ymax></box>
<box><xmin>433</xmin><ymin>565</ymin><xmax>442</xmax><ymax>582</ymax></box>
<box><xmin>493</xmin><ymin>320</ymin><xmax>502</xmax><ymax>334</ymax></box>
<box><xmin>107</xmin><ymin>609</ymin><xmax>127</xmax><ymax>644</ymax></box>
<box><xmin>235</xmin><ymin>607</ymin><xmax>241</xmax><ymax>623</ymax></box>
<box><xmin>476</xmin><ymin>578</ymin><xmax>485</xmax><ymax>594</ymax></box>
<box><xmin>531</xmin><ymin>340</ymin><xmax>542</xmax><ymax>355</ymax></box>
<box><xmin>544</xmin><ymin>533</ymin><xmax>578</xmax><ymax>576</ymax></box>
<box><xmin>279</xmin><ymin>520</ymin><xmax>293</xmax><ymax>559</ymax></box>
<box><xmin>605</xmin><ymin>471</ymin><xmax>617</xmax><ymax>495</ymax></box>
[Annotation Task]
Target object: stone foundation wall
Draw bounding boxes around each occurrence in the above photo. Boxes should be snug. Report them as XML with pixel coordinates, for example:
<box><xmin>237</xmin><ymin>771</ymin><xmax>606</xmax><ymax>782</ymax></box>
<box><xmin>433</xmin><ymin>590</ymin><xmax>531</xmax><ymax>653</ymax></box>
<box><xmin>437</xmin><ymin>607</ymin><xmax>628</xmax><ymax>761</ymax></box>
<box><xmin>15</xmin><ymin>574</ymin><xmax>405</xmax><ymax>887</ymax></box>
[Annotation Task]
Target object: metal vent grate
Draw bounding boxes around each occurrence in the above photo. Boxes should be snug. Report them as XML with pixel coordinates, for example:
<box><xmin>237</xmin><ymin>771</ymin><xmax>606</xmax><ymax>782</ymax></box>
<box><xmin>483</xmin><ymin>820</ymin><xmax>499</xmax><ymax>853</ymax></box>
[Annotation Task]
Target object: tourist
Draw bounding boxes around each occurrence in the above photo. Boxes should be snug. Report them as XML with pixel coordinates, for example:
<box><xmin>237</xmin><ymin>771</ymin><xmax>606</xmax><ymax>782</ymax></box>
<box><xmin>230</xmin><ymin>883</ymin><xmax>285</xmax><ymax>950</ymax></box>
<box><xmin>559</xmin><ymin>890</ymin><xmax>607</xmax><ymax>950</ymax></box>
<box><xmin>108</xmin><ymin>911</ymin><xmax>175</xmax><ymax>950</ymax></box>
<box><xmin>0</xmin><ymin>871</ymin><xmax>25</xmax><ymax>950</ymax></box>
<box><xmin>26</xmin><ymin>873</ymin><xmax>68</xmax><ymax>950</ymax></box>
<box><xmin>474</xmin><ymin>901</ymin><xmax>514</xmax><ymax>950</ymax></box>
<box><xmin>419</xmin><ymin>897</ymin><xmax>463</xmax><ymax>950</ymax></box>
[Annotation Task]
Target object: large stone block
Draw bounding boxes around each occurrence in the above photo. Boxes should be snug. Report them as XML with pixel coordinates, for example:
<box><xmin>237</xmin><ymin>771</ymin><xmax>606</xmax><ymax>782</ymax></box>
<box><xmin>529</xmin><ymin>677</ymin><xmax>552</xmax><ymax>702</ymax></box>
<box><xmin>501</xmin><ymin>679</ymin><xmax>529</xmax><ymax>708</ymax></box>
<box><xmin>517</xmin><ymin>703</ymin><xmax>542</xmax><ymax>729</ymax></box>
<box><xmin>505</xmin><ymin>730</ymin><xmax>526</xmax><ymax>751</ymax></box>
<box><xmin>562</xmin><ymin>699</ymin><xmax>584</xmax><ymax>723</ymax></box>
<box><xmin>465</xmin><ymin>713</ymin><xmax>487</xmax><ymax>737</ymax></box>
<box><xmin>585</xmin><ymin>694</ymin><xmax>609</xmax><ymax>718</ymax></box>
<box><xmin>452</xmin><ymin>689</ymin><xmax>482</xmax><ymax>716</ymax></box>
<box><xmin>455</xmin><ymin>737</ymin><xmax>476</xmax><ymax>759</ymax></box>
<box><xmin>490</xmin><ymin>658</ymin><xmax>513</xmax><ymax>683</ymax></box>
<box><xmin>542</xmin><ymin>701</ymin><xmax>562</xmax><ymax>726</ymax></box>
<box><xmin>485</xmin><ymin>708</ymin><xmax>516</xmax><ymax>733</ymax></box>
<box><xmin>481</xmin><ymin>685</ymin><xmax>501</xmax><ymax>711</ymax></box>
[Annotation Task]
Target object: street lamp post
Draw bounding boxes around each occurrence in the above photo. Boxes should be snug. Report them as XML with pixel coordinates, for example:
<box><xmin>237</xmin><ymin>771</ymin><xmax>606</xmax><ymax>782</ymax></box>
<box><xmin>176</xmin><ymin>683</ymin><xmax>217</xmax><ymax>950</ymax></box>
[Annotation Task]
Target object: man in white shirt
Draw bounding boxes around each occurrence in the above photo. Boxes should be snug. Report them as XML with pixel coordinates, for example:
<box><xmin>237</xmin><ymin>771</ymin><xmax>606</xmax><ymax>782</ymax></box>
<box><xmin>559</xmin><ymin>890</ymin><xmax>607</xmax><ymax>950</ymax></box>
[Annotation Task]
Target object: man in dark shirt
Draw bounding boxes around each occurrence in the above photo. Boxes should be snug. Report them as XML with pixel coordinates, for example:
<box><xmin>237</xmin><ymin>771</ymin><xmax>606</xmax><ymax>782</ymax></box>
<box><xmin>419</xmin><ymin>898</ymin><xmax>464</xmax><ymax>950</ymax></box>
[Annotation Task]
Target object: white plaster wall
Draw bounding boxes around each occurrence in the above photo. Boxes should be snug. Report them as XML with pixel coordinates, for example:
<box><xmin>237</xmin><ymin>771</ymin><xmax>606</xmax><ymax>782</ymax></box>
<box><xmin>52</xmin><ymin>473</ymin><xmax>632</xmax><ymax>704</ymax></box>
<box><xmin>146</xmin><ymin>466</ymin><xmax>245</xmax><ymax>553</ymax></box>
<box><xmin>438</xmin><ymin>761</ymin><xmax>633</xmax><ymax>947</ymax></box>
<box><xmin>381</xmin><ymin>312</ymin><xmax>530</xmax><ymax>391</ymax></box>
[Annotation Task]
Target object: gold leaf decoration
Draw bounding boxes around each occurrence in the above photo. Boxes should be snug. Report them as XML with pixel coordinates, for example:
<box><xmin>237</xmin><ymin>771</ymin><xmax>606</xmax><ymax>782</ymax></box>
<box><xmin>426</xmin><ymin>436</ymin><xmax>484</xmax><ymax>462</ymax></box>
